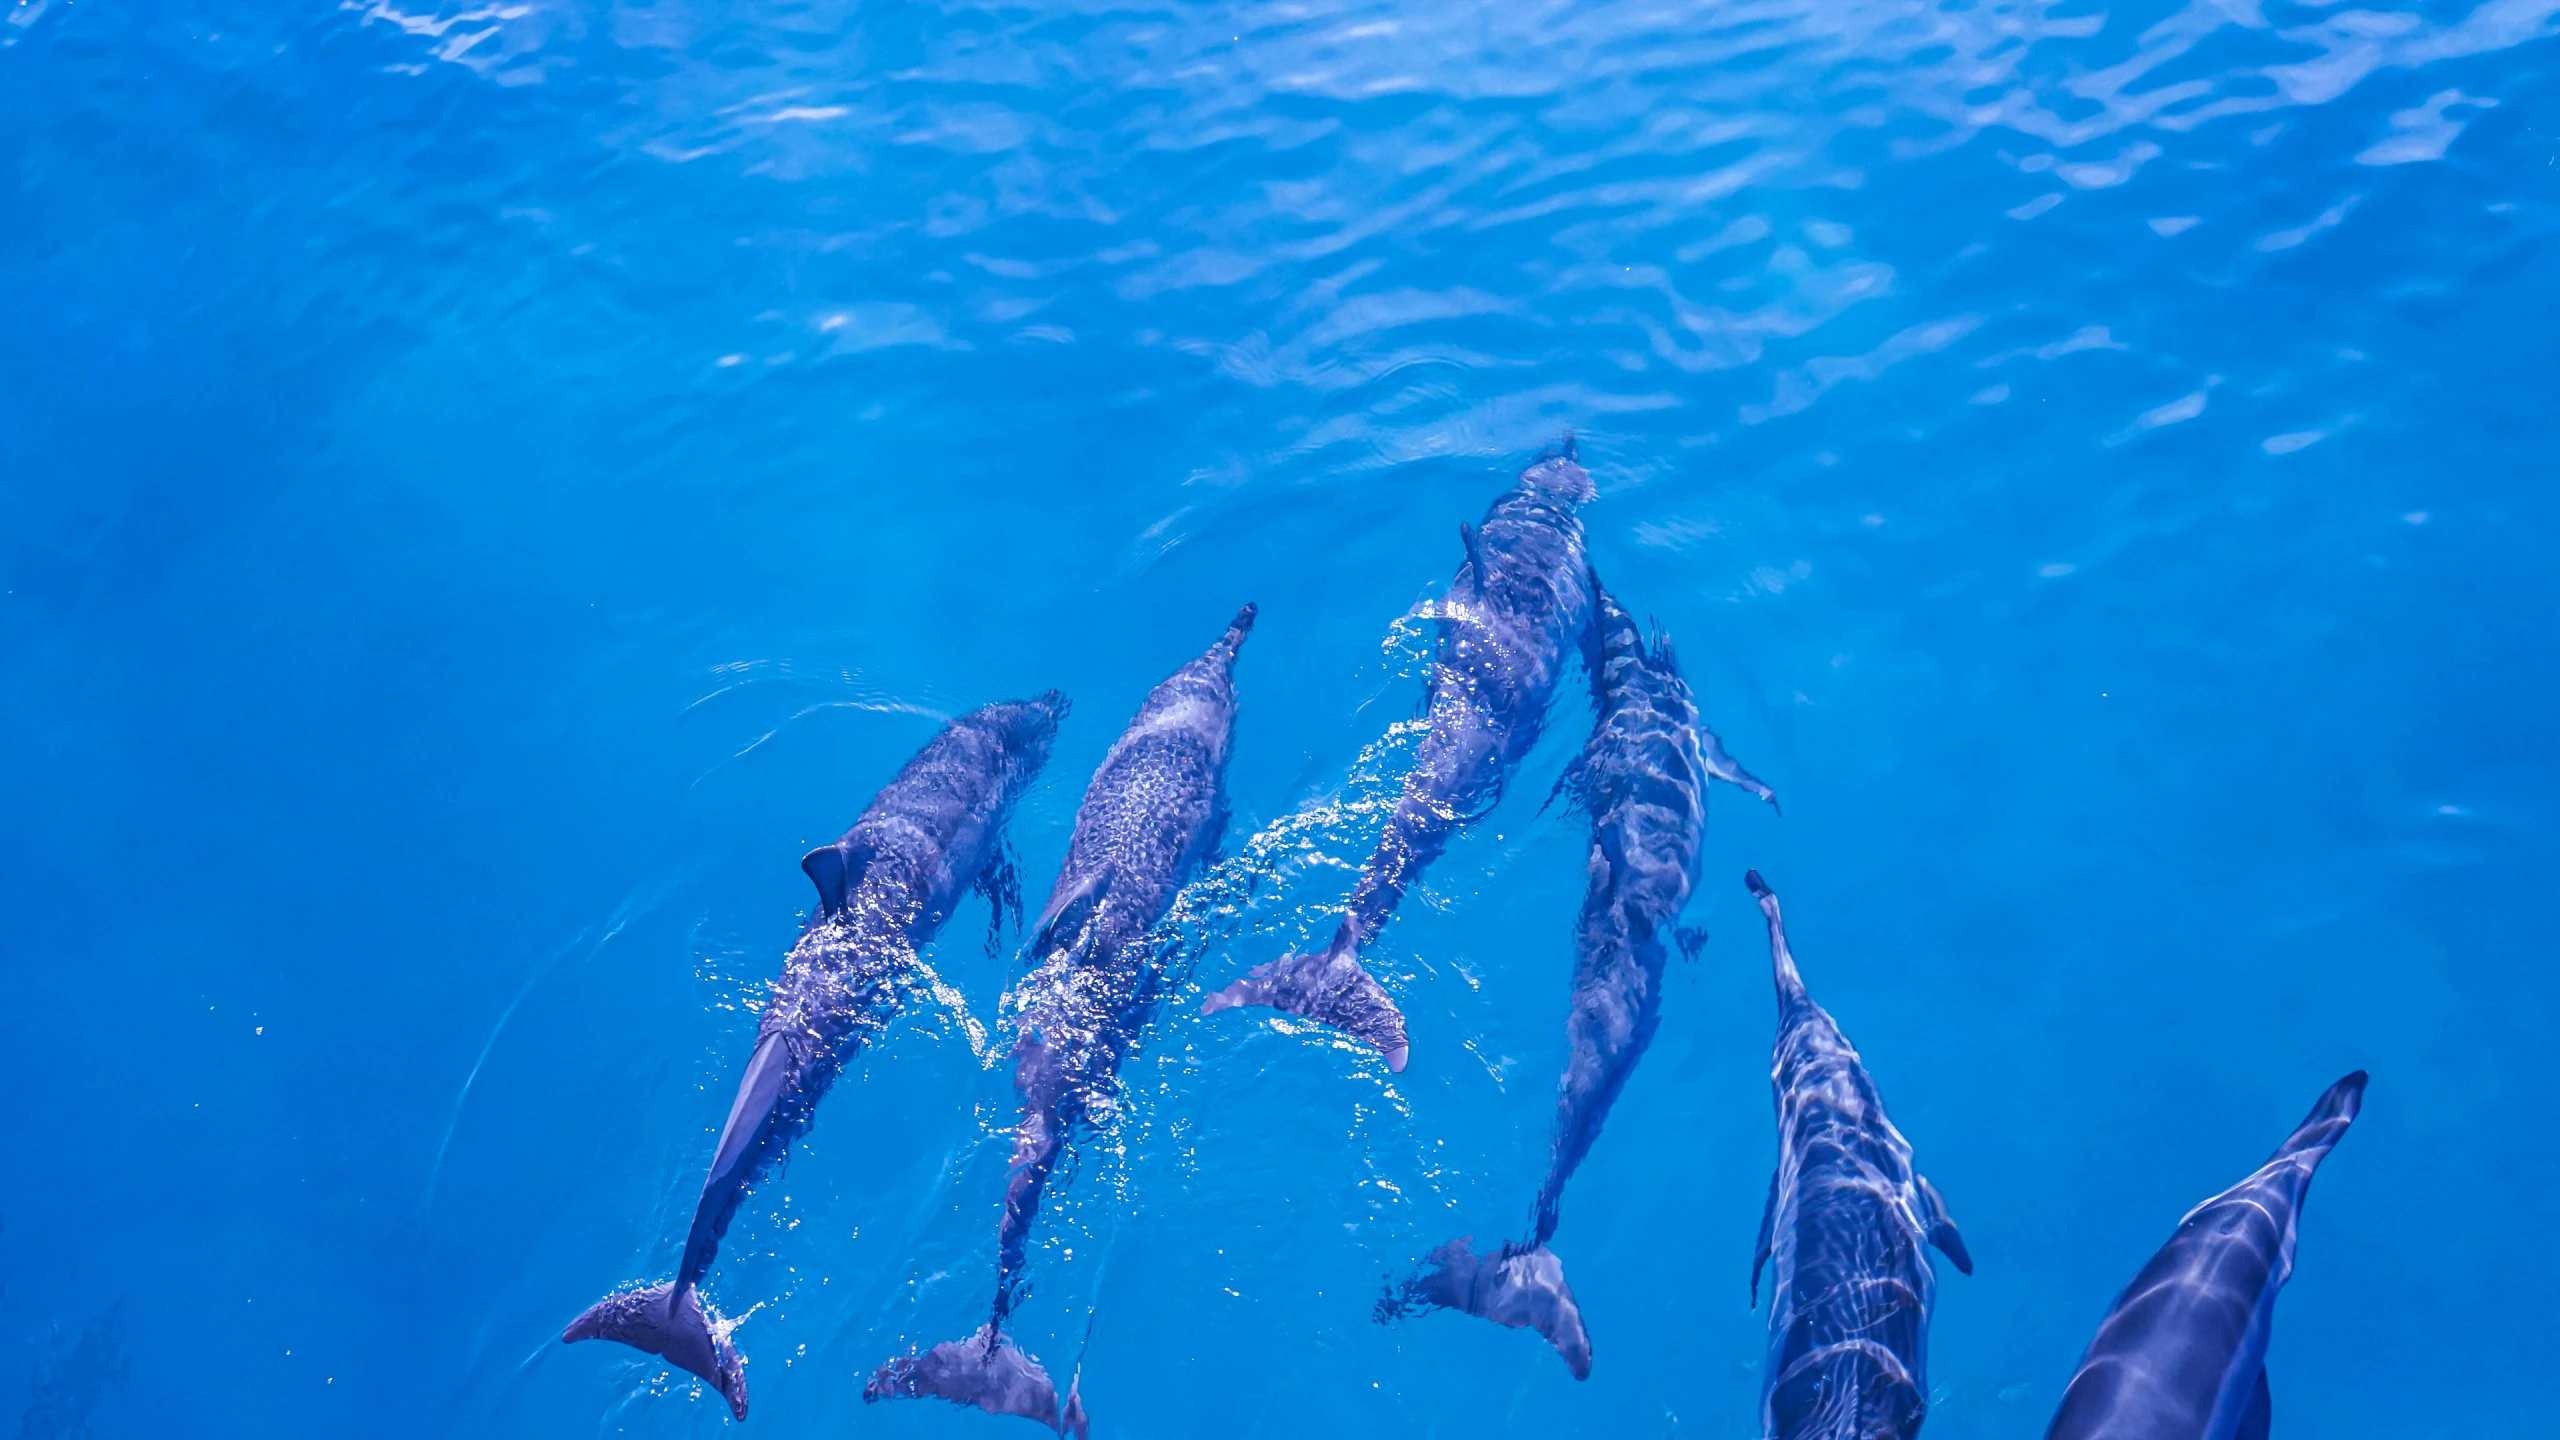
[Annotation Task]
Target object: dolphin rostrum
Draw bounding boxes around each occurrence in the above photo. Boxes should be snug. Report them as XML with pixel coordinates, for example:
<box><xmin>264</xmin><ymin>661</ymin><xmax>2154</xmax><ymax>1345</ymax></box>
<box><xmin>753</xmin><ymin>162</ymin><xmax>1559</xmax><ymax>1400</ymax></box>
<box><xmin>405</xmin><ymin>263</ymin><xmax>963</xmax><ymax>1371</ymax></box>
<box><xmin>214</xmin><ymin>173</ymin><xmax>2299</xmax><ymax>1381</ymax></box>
<box><xmin>2043</xmin><ymin>1070</ymin><xmax>2367</xmax><ymax>1440</ymax></box>
<box><xmin>866</xmin><ymin>607</ymin><xmax>1256</xmax><ymax>1437</ymax></box>
<box><xmin>564</xmin><ymin>694</ymin><xmax>1065</xmax><ymax>1420</ymax></box>
<box><xmin>1746</xmin><ymin>871</ymin><xmax>1973</xmax><ymax>1440</ymax></box>
<box><xmin>1202</xmin><ymin>444</ymin><xmax>1599</xmax><ymax>1070</ymax></box>
<box><xmin>1384</xmin><ymin>586</ymin><xmax>1775</xmax><ymax>1376</ymax></box>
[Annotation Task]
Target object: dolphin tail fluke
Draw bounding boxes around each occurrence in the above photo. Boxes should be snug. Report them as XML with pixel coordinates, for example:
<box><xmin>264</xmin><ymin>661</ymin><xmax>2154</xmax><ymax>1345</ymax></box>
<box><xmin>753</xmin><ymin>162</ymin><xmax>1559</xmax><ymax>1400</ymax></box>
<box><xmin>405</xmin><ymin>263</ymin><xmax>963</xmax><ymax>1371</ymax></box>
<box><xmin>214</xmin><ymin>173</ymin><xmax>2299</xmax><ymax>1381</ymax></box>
<box><xmin>1386</xmin><ymin>1237</ymin><xmax>1591</xmax><ymax>1380</ymax></box>
<box><xmin>866</xmin><ymin>1326</ymin><xmax>1078</xmax><ymax>1435</ymax></box>
<box><xmin>564</xmin><ymin>1282</ymin><xmax>747</xmax><ymax>1421</ymax></box>
<box><xmin>1198</xmin><ymin>932</ymin><xmax>1409</xmax><ymax>1072</ymax></box>
<box><xmin>2276</xmin><ymin>1070</ymin><xmax>2367</xmax><ymax>1167</ymax></box>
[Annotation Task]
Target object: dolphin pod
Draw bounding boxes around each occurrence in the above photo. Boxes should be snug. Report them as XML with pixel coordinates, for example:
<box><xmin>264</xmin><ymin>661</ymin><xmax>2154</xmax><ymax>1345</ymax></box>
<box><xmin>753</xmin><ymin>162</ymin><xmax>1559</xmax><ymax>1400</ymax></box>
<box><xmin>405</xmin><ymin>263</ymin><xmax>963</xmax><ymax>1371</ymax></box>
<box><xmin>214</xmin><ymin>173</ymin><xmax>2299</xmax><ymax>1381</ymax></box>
<box><xmin>563</xmin><ymin>443</ymin><xmax>2367</xmax><ymax>1437</ymax></box>
<box><xmin>563</xmin><ymin>695</ymin><xmax>1064</xmax><ymax>1419</ymax></box>
<box><xmin>866</xmin><ymin>606</ymin><xmax>1257</xmax><ymax>1437</ymax></box>
<box><xmin>1200</xmin><ymin>442</ymin><xmax>1600</xmax><ymax>1071</ymax></box>
<box><xmin>2043</xmin><ymin>1071</ymin><xmax>2366</xmax><ymax>1440</ymax></box>
<box><xmin>1746</xmin><ymin>870</ymin><xmax>1973</xmax><ymax>1440</ymax></box>
<box><xmin>1384</xmin><ymin>586</ymin><xmax>1775</xmax><ymax>1377</ymax></box>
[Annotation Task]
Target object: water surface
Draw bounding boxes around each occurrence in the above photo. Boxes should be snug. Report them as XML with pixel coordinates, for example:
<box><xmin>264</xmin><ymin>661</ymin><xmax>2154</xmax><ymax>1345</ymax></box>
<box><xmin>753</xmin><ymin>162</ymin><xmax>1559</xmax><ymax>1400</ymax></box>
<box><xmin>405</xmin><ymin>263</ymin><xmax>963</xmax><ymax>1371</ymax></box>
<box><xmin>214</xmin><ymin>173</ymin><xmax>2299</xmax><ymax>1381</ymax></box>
<box><xmin>4</xmin><ymin>0</ymin><xmax>2556</xmax><ymax>1436</ymax></box>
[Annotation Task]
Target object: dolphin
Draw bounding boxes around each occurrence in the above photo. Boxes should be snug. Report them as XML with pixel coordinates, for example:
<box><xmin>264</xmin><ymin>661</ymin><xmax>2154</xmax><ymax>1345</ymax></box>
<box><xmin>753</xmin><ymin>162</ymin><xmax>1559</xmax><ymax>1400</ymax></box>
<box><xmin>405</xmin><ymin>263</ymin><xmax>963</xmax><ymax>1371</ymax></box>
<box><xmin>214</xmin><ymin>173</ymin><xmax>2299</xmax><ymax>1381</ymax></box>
<box><xmin>1385</xmin><ymin>586</ymin><xmax>1774</xmax><ymax>1377</ymax></box>
<box><xmin>2043</xmin><ymin>1071</ymin><xmax>2367</xmax><ymax>1440</ymax></box>
<box><xmin>1201</xmin><ymin>444</ymin><xmax>1600</xmax><ymax>1070</ymax></box>
<box><xmin>867</xmin><ymin>607</ymin><xmax>1256</xmax><ymax>1437</ymax></box>
<box><xmin>1745</xmin><ymin>871</ymin><xmax>1973</xmax><ymax>1440</ymax></box>
<box><xmin>564</xmin><ymin>694</ymin><xmax>1065</xmax><ymax>1421</ymax></box>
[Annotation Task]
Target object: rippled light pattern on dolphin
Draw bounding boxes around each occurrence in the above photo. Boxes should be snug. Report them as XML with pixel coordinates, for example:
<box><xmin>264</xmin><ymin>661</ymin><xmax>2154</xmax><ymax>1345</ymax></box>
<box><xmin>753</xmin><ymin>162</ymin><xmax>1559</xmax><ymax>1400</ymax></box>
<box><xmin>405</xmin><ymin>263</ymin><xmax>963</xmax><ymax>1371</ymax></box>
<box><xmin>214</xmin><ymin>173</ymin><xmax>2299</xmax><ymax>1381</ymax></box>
<box><xmin>2043</xmin><ymin>1071</ymin><xmax>2367</xmax><ymax>1440</ymax></box>
<box><xmin>1387</xmin><ymin>586</ymin><xmax>1773</xmax><ymax>1376</ymax></box>
<box><xmin>1747</xmin><ymin>872</ymin><xmax>1972</xmax><ymax>1440</ymax></box>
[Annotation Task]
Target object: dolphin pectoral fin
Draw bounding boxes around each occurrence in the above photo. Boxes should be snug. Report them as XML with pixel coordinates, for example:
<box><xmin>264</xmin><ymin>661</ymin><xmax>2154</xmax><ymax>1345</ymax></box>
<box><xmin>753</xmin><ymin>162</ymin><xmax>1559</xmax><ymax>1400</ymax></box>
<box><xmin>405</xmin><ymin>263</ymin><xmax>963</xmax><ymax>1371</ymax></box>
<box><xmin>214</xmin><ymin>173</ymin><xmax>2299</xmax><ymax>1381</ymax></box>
<box><xmin>2237</xmin><ymin>1368</ymin><xmax>2271</xmax><ymax>1440</ymax></box>
<box><xmin>866</xmin><ymin>1326</ymin><xmax>1068</xmax><ymax>1433</ymax></box>
<box><xmin>565</xmin><ymin>1282</ymin><xmax>748</xmax><ymax>1421</ymax></box>
<box><xmin>1917</xmin><ymin>1175</ymin><xmax>1973</xmax><ymax>1276</ymax></box>
<box><xmin>1399</xmin><ymin>1239</ymin><xmax>1592</xmax><ymax>1379</ymax></box>
<box><xmin>1540</xmin><ymin>749</ymin><xmax>1593</xmax><ymax>818</ymax></box>
<box><xmin>1750</xmin><ymin>1169</ymin><xmax>1777</xmax><ymax>1306</ymax></box>
<box><xmin>1926</xmin><ymin>1218</ymin><xmax>1974</xmax><ymax>1275</ymax></box>
<box><xmin>802</xmin><ymin>842</ymin><xmax>874</xmax><ymax>915</ymax></box>
<box><xmin>1200</xmin><ymin>938</ymin><xmax>1409</xmax><ymax>1072</ymax></box>
<box><xmin>1700</xmin><ymin>724</ymin><xmax>1779</xmax><ymax>812</ymax></box>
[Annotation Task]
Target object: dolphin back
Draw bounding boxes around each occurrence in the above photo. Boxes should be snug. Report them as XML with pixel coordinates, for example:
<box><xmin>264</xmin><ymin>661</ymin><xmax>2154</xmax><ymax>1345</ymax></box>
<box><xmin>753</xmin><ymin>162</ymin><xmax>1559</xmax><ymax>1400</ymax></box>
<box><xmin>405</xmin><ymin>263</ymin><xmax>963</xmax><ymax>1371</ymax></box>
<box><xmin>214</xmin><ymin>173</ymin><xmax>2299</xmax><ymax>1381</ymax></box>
<box><xmin>566</xmin><ymin>693</ymin><xmax>1066</xmax><ymax>1421</ymax></box>
<box><xmin>1746</xmin><ymin>872</ymin><xmax>1970</xmax><ymax>1440</ymax></box>
<box><xmin>1202</xmin><ymin>448</ymin><xmax>1601</xmax><ymax>1072</ymax></box>
<box><xmin>2044</xmin><ymin>1071</ymin><xmax>2368</xmax><ymax>1440</ymax></box>
<box><xmin>807</xmin><ymin>692</ymin><xmax>1066</xmax><ymax>933</ymax></box>
<box><xmin>874</xmin><ymin>613</ymin><xmax>1255</xmax><ymax>1437</ymax></box>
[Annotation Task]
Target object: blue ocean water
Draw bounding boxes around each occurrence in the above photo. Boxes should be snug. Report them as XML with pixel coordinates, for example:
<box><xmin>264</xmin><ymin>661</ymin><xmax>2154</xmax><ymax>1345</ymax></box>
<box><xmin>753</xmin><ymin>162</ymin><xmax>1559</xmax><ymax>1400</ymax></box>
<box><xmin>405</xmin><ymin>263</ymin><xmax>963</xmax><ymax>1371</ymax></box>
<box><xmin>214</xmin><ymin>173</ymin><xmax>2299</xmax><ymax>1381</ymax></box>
<box><xmin>4</xmin><ymin>0</ymin><xmax>2556</xmax><ymax>1435</ymax></box>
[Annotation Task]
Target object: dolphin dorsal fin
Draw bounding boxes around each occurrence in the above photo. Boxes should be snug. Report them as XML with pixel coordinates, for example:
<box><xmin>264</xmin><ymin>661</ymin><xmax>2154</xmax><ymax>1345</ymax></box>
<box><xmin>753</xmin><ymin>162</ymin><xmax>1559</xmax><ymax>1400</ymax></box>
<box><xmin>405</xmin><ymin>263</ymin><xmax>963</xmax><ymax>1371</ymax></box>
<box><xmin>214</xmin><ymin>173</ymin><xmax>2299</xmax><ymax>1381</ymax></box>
<box><xmin>1457</xmin><ymin>521</ymin><xmax>1489</xmax><ymax>593</ymax></box>
<box><xmin>1029</xmin><ymin>871</ymin><xmax>1114</xmax><ymax>962</ymax></box>
<box><xmin>802</xmin><ymin>841</ymin><xmax>872</xmax><ymax>915</ymax></box>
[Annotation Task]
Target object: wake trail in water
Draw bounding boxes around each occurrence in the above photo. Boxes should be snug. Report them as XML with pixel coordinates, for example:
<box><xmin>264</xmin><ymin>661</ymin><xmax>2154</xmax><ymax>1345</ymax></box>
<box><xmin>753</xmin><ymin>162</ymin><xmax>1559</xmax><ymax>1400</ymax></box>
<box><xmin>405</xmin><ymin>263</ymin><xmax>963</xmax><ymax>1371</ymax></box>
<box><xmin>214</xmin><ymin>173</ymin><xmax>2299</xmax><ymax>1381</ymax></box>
<box><xmin>420</xmin><ymin>886</ymin><xmax>670</xmax><ymax>1213</ymax></box>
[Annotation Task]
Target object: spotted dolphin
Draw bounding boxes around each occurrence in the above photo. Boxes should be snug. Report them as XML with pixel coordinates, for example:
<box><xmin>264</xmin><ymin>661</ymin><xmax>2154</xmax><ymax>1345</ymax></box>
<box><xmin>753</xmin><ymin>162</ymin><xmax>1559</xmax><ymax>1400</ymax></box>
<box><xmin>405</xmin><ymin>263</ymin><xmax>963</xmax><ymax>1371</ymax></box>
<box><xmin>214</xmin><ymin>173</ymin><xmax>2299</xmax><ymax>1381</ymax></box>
<box><xmin>564</xmin><ymin>695</ymin><xmax>1065</xmax><ymax>1421</ymax></box>
<box><xmin>1746</xmin><ymin>871</ymin><xmax>1972</xmax><ymax>1440</ymax></box>
<box><xmin>2043</xmin><ymin>1071</ymin><xmax>2366</xmax><ymax>1440</ymax></box>
<box><xmin>1202</xmin><ymin>445</ymin><xmax>1599</xmax><ymax>1070</ymax></box>
<box><xmin>1385</xmin><ymin>587</ymin><xmax>1774</xmax><ymax>1376</ymax></box>
<box><xmin>867</xmin><ymin>607</ymin><xmax>1255</xmax><ymax>1437</ymax></box>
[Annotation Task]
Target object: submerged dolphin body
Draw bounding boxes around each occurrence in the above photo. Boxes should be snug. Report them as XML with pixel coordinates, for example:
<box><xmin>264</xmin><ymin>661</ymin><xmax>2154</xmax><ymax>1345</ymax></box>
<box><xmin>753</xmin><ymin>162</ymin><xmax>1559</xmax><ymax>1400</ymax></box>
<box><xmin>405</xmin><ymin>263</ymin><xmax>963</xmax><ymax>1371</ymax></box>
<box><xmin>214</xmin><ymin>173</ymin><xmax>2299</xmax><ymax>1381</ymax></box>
<box><xmin>1202</xmin><ymin>446</ymin><xmax>1599</xmax><ymax>1070</ymax></box>
<box><xmin>1746</xmin><ymin>872</ymin><xmax>1972</xmax><ymax>1440</ymax></box>
<box><xmin>867</xmin><ymin>608</ymin><xmax>1256</xmax><ymax>1437</ymax></box>
<box><xmin>564</xmin><ymin>696</ymin><xmax>1065</xmax><ymax>1420</ymax></box>
<box><xmin>2043</xmin><ymin>1071</ymin><xmax>2366</xmax><ymax>1440</ymax></box>
<box><xmin>1389</xmin><ymin>587</ymin><xmax>1774</xmax><ymax>1376</ymax></box>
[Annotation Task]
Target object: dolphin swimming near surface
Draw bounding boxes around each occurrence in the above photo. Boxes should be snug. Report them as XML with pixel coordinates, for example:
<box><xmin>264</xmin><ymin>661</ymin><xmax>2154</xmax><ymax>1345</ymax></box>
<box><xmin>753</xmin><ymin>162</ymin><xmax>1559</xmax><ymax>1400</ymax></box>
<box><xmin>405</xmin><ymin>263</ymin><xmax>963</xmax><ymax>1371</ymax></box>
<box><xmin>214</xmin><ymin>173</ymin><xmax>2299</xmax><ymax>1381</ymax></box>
<box><xmin>867</xmin><ymin>607</ymin><xmax>1256</xmax><ymax>1437</ymax></box>
<box><xmin>564</xmin><ymin>694</ymin><xmax>1065</xmax><ymax>1421</ymax></box>
<box><xmin>2043</xmin><ymin>1071</ymin><xmax>2366</xmax><ymax>1440</ymax></box>
<box><xmin>1745</xmin><ymin>871</ymin><xmax>1972</xmax><ymax>1440</ymax></box>
<box><xmin>1202</xmin><ymin>444</ymin><xmax>1600</xmax><ymax>1071</ymax></box>
<box><xmin>1385</xmin><ymin>586</ymin><xmax>1775</xmax><ymax>1377</ymax></box>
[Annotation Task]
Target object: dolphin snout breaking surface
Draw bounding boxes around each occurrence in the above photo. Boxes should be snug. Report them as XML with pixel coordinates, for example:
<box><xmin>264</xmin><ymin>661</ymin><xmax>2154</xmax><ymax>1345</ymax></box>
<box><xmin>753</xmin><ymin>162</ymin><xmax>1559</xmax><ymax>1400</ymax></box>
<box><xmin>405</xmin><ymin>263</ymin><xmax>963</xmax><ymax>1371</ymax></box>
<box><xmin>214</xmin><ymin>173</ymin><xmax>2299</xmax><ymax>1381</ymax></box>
<box><xmin>1385</xmin><ymin>584</ymin><xmax>1773</xmax><ymax>1377</ymax></box>
<box><xmin>1202</xmin><ymin>442</ymin><xmax>1599</xmax><ymax>1070</ymax></box>
<box><xmin>1746</xmin><ymin>871</ymin><xmax>1972</xmax><ymax>1440</ymax></box>
<box><xmin>563</xmin><ymin>693</ymin><xmax>1063</xmax><ymax>1421</ymax></box>
<box><xmin>868</xmin><ymin>606</ymin><xmax>1255</xmax><ymax>1437</ymax></box>
<box><xmin>2043</xmin><ymin>1071</ymin><xmax>2366</xmax><ymax>1440</ymax></box>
